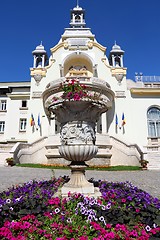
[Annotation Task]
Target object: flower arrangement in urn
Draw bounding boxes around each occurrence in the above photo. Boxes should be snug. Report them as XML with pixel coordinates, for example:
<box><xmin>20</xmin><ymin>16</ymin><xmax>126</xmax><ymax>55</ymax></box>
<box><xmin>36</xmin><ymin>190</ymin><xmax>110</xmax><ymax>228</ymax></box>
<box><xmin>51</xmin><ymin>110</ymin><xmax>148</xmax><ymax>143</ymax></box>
<box><xmin>51</xmin><ymin>79</ymin><xmax>103</xmax><ymax>103</ymax></box>
<box><xmin>60</xmin><ymin>79</ymin><xmax>87</xmax><ymax>101</ymax></box>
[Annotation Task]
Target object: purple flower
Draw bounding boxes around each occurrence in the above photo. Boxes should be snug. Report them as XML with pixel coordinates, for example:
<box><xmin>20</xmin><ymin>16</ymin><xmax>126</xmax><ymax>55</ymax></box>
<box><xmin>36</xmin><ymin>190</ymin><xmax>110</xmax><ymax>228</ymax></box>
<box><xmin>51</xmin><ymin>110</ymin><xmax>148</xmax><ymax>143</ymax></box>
<box><xmin>106</xmin><ymin>203</ymin><xmax>111</xmax><ymax>209</ymax></box>
<box><xmin>87</xmin><ymin>215</ymin><xmax>93</xmax><ymax>222</ymax></box>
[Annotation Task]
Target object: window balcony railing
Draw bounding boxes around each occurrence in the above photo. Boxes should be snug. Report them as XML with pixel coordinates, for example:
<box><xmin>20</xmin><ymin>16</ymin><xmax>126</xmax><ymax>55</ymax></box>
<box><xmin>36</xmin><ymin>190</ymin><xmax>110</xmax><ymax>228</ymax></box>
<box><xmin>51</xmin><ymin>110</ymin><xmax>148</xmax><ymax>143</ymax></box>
<box><xmin>135</xmin><ymin>75</ymin><xmax>160</xmax><ymax>83</ymax></box>
<box><xmin>134</xmin><ymin>76</ymin><xmax>160</xmax><ymax>89</ymax></box>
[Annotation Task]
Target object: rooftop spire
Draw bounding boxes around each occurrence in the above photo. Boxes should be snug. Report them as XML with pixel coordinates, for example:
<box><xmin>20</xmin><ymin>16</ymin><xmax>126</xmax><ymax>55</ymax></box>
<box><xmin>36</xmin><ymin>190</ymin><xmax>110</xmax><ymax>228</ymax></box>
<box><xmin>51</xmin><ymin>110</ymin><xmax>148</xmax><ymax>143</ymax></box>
<box><xmin>70</xmin><ymin>2</ymin><xmax>86</xmax><ymax>28</ymax></box>
<box><xmin>76</xmin><ymin>0</ymin><xmax>79</xmax><ymax>8</ymax></box>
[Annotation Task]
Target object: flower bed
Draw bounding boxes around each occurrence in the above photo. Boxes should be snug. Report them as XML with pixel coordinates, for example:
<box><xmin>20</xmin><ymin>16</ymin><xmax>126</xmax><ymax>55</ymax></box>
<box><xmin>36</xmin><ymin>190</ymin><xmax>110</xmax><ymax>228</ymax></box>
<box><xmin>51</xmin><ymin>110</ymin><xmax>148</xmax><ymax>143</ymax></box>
<box><xmin>0</xmin><ymin>177</ymin><xmax>160</xmax><ymax>239</ymax></box>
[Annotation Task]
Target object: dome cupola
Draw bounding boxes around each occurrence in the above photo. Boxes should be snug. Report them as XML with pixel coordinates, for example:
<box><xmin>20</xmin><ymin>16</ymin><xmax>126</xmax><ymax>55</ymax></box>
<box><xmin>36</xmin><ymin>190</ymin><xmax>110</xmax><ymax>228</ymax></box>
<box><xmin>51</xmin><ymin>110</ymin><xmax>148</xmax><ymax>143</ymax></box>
<box><xmin>109</xmin><ymin>42</ymin><xmax>124</xmax><ymax>67</ymax></box>
<box><xmin>32</xmin><ymin>42</ymin><xmax>48</xmax><ymax>68</ymax></box>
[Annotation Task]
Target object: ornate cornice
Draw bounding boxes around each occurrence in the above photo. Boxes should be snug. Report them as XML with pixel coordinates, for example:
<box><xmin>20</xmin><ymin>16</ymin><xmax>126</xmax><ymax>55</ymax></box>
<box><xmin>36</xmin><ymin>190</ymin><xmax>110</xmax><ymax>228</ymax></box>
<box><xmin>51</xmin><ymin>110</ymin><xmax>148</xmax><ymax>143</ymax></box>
<box><xmin>50</xmin><ymin>42</ymin><xmax>64</xmax><ymax>53</ymax></box>
<box><xmin>101</xmin><ymin>58</ymin><xmax>111</xmax><ymax>69</ymax></box>
<box><xmin>6</xmin><ymin>93</ymin><xmax>30</xmax><ymax>100</ymax></box>
<box><xmin>50</xmin><ymin>41</ymin><xmax>106</xmax><ymax>53</ymax></box>
<box><xmin>111</xmin><ymin>67</ymin><xmax>127</xmax><ymax>76</ymax></box>
<box><xmin>92</xmin><ymin>42</ymin><xmax>106</xmax><ymax>52</ymax></box>
<box><xmin>30</xmin><ymin>68</ymin><xmax>47</xmax><ymax>77</ymax></box>
<box><xmin>130</xmin><ymin>88</ymin><xmax>160</xmax><ymax>95</ymax></box>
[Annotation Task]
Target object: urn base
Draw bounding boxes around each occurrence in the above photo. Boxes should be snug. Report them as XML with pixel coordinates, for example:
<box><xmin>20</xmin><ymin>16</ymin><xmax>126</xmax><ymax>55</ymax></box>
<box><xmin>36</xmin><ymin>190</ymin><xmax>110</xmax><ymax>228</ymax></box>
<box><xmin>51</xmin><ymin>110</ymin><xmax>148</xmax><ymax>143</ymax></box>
<box><xmin>60</xmin><ymin>165</ymin><xmax>101</xmax><ymax>197</ymax></box>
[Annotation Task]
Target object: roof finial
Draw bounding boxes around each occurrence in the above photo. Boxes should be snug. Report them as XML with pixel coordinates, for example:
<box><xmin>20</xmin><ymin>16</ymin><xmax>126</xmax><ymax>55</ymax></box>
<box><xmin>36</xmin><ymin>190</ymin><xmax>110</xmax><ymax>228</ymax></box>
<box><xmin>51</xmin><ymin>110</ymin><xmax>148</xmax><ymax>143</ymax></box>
<box><xmin>114</xmin><ymin>40</ymin><xmax>117</xmax><ymax>45</ymax></box>
<box><xmin>76</xmin><ymin>0</ymin><xmax>79</xmax><ymax>7</ymax></box>
<box><xmin>40</xmin><ymin>41</ymin><xmax>43</xmax><ymax>46</ymax></box>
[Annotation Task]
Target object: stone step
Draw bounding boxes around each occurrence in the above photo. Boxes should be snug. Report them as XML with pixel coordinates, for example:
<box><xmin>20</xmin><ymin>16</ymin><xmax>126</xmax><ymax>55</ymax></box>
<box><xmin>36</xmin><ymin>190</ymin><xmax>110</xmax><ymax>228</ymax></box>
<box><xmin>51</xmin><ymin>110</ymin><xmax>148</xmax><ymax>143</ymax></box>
<box><xmin>147</xmin><ymin>152</ymin><xmax>160</xmax><ymax>169</ymax></box>
<box><xmin>0</xmin><ymin>144</ymin><xmax>15</xmax><ymax>151</ymax></box>
<box><xmin>148</xmin><ymin>165</ymin><xmax>160</xmax><ymax>170</ymax></box>
<box><xmin>0</xmin><ymin>144</ymin><xmax>15</xmax><ymax>166</ymax></box>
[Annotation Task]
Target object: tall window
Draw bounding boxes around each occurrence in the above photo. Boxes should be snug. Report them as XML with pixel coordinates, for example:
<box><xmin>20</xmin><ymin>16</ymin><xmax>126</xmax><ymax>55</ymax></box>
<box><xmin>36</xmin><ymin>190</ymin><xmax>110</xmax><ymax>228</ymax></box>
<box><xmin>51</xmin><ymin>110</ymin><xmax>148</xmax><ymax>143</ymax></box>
<box><xmin>147</xmin><ymin>107</ymin><xmax>160</xmax><ymax>137</ymax></box>
<box><xmin>20</xmin><ymin>118</ymin><xmax>27</xmax><ymax>131</ymax></box>
<box><xmin>0</xmin><ymin>100</ymin><xmax>7</xmax><ymax>111</ymax></box>
<box><xmin>0</xmin><ymin>121</ymin><xmax>5</xmax><ymax>133</ymax></box>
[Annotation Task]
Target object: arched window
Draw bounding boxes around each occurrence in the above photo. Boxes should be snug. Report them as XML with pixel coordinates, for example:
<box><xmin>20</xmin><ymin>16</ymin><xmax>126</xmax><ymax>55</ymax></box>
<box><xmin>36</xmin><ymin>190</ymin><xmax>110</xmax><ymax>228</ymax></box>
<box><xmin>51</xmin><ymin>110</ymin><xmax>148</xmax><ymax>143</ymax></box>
<box><xmin>147</xmin><ymin>107</ymin><xmax>160</xmax><ymax>137</ymax></box>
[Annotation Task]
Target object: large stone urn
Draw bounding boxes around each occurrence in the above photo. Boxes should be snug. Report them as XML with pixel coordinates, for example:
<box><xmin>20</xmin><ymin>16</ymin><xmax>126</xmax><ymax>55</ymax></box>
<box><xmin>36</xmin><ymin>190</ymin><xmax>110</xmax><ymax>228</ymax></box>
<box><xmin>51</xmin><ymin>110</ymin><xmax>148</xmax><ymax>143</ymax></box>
<box><xmin>43</xmin><ymin>77</ymin><xmax>114</xmax><ymax>196</ymax></box>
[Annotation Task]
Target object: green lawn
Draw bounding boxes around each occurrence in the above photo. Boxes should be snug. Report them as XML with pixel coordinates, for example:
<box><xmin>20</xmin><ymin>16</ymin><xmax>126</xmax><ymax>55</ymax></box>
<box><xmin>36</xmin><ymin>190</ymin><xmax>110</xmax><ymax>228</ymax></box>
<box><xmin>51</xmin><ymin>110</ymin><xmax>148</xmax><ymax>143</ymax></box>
<box><xmin>16</xmin><ymin>163</ymin><xmax>141</xmax><ymax>171</ymax></box>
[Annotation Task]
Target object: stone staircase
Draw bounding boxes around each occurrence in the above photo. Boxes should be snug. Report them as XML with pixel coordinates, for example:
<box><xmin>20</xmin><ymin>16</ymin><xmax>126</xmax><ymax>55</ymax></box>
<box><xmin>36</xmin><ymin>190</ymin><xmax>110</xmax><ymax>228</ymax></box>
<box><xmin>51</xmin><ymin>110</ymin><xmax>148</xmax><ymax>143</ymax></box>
<box><xmin>0</xmin><ymin>143</ymin><xmax>14</xmax><ymax>166</ymax></box>
<box><xmin>45</xmin><ymin>133</ymin><xmax>112</xmax><ymax>167</ymax></box>
<box><xmin>147</xmin><ymin>151</ymin><xmax>160</xmax><ymax>170</ymax></box>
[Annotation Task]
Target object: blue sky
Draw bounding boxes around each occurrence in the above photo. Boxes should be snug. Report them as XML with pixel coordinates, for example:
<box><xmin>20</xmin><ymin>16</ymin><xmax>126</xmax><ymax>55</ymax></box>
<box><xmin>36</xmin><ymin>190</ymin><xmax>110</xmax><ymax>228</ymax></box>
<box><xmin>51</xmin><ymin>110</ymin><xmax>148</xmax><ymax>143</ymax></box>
<box><xmin>0</xmin><ymin>0</ymin><xmax>160</xmax><ymax>82</ymax></box>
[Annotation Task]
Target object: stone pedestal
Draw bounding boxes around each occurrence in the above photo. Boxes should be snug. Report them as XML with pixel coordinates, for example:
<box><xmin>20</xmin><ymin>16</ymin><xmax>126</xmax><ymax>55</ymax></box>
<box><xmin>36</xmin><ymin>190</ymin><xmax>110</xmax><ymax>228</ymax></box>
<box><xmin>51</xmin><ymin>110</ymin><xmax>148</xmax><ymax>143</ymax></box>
<box><xmin>59</xmin><ymin>144</ymin><xmax>100</xmax><ymax>196</ymax></box>
<box><xmin>61</xmin><ymin>165</ymin><xmax>95</xmax><ymax>195</ymax></box>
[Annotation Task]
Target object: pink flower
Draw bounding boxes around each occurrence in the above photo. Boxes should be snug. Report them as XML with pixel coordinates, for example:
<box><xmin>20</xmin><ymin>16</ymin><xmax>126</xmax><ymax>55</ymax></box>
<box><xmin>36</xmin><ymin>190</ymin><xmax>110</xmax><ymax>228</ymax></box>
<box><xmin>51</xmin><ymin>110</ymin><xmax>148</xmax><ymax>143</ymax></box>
<box><xmin>68</xmin><ymin>191</ymin><xmax>71</xmax><ymax>197</ymax></box>
<box><xmin>104</xmin><ymin>232</ymin><xmax>115</xmax><ymax>239</ymax></box>
<box><xmin>21</xmin><ymin>215</ymin><xmax>36</xmax><ymax>221</ymax></box>
<box><xmin>136</xmin><ymin>208</ymin><xmax>140</xmax><ymax>213</ymax></box>
<box><xmin>48</xmin><ymin>197</ymin><xmax>60</xmax><ymax>205</ymax></box>
<box><xmin>10</xmin><ymin>221</ymin><xmax>22</xmax><ymax>230</ymax></box>
<box><xmin>56</xmin><ymin>238</ymin><xmax>67</xmax><ymax>240</ymax></box>
<box><xmin>110</xmin><ymin>194</ymin><xmax>115</xmax><ymax>199</ymax></box>
<box><xmin>129</xmin><ymin>230</ymin><xmax>138</xmax><ymax>237</ymax></box>
<box><xmin>90</xmin><ymin>222</ymin><xmax>102</xmax><ymax>230</ymax></box>
<box><xmin>79</xmin><ymin>237</ymin><xmax>88</xmax><ymax>240</ymax></box>
<box><xmin>106</xmin><ymin>224</ymin><xmax>112</xmax><ymax>229</ymax></box>
<box><xmin>22</xmin><ymin>221</ymin><xmax>31</xmax><ymax>229</ymax></box>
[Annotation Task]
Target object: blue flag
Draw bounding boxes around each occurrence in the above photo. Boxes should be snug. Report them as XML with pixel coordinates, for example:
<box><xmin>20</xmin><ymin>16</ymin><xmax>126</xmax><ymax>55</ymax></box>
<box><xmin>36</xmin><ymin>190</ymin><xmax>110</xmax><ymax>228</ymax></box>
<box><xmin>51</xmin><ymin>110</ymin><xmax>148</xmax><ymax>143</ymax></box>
<box><xmin>38</xmin><ymin>114</ymin><xmax>41</xmax><ymax>127</ymax></box>
<box><xmin>116</xmin><ymin>114</ymin><xmax>118</xmax><ymax>125</ymax></box>
<box><xmin>122</xmin><ymin>113</ymin><xmax>126</xmax><ymax>126</ymax></box>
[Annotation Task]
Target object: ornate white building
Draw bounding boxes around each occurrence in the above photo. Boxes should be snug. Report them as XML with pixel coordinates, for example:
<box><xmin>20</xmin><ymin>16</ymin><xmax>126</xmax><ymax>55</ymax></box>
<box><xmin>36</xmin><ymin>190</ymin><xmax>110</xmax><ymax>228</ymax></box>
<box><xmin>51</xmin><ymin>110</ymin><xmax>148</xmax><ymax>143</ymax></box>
<box><xmin>0</xmin><ymin>3</ymin><xmax>160</xmax><ymax>169</ymax></box>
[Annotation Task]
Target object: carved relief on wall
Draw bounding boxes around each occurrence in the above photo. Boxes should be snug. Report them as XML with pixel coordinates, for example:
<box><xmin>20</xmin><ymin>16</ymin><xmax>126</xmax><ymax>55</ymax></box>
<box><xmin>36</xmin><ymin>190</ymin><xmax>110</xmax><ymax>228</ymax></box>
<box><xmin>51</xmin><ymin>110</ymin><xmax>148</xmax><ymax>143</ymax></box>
<box><xmin>68</xmin><ymin>65</ymin><xmax>88</xmax><ymax>77</ymax></box>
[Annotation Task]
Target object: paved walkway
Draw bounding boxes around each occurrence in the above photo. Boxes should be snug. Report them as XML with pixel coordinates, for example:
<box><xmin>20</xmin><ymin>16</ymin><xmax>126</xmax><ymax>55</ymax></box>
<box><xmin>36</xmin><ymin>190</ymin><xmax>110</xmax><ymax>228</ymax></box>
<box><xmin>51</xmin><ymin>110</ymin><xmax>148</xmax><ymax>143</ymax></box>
<box><xmin>0</xmin><ymin>166</ymin><xmax>159</xmax><ymax>199</ymax></box>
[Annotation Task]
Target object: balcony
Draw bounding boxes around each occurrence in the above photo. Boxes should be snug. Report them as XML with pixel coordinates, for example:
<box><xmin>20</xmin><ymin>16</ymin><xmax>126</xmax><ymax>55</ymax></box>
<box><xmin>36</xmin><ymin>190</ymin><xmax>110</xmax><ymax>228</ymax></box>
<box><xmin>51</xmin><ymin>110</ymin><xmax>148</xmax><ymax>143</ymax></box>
<box><xmin>135</xmin><ymin>75</ymin><xmax>160</xmax><ymax>87</ymax></box>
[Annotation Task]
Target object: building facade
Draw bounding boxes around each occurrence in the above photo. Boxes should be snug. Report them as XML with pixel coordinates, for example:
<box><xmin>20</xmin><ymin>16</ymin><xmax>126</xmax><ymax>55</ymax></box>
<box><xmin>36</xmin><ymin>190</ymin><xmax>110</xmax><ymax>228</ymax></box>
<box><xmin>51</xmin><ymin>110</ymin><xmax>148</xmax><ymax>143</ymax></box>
<box><xmin>0</xmin><ymin>4</ymin><xmax>160</xmax><ymax>169</ymax></box>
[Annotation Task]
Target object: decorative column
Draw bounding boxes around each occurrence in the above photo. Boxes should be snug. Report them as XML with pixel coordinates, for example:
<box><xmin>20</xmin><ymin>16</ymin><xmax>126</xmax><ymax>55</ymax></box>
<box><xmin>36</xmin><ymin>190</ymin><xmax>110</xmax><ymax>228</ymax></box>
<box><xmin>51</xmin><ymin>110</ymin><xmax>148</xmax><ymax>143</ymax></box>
<box><xmin>120</xmin><ymin>55</ymin><xmax>123</xmax><ymax>68</ymax></box>
<box><xmin>101</xmin><ymin>112</ymin><xmax>107</xmax><ymax>134</ymax></box>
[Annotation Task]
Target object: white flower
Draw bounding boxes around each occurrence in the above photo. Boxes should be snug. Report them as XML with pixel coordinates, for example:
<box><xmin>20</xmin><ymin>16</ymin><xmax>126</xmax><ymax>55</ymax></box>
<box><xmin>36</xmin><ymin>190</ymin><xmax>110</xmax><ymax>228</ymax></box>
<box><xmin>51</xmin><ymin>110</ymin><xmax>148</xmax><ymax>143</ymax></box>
<box><xmin>54</xmin><ymin>208</ymin><xmax>60</xmax><ymax>214</ymax></box>
<box><xmin>93</xmin><ymin>216</ymin><xmax>98</xmax><ymax>221</ymax></box>
<box><xmin>6</xmin><ymin>199</ymin><xmax>11</xmax><ymax>204</ymax></box>
<box><xmin>145</xmin><ymin>225</ymin><xmax>151</xmax><ymax>232</ymax></box>
<box><xmin>106</xmin><ymin>203</ymin><xmax>111</xmax><ymax>209</ymax></box>
<box><xmin>99</xmin><ymin>216</ymin><xmax>105</xmax><ymax>222</ymax></box>
<box><xmin>87</xmin><ymin>215</ymin><xmax>93</xmax><ymax>222</ymax></box>
<box><xmin>67</xmin><ymin>218</ymin><xmax>72</xmax><ymax>223</ymax></box>
<box><xmin>15</xmin><ymin>197</ymin><xmax>21</xmax><ymax>202</ymax></box>
<box><xmin>101</xmin><ymin>205</ymin><xmax>106</xmax><ymax>210</ymax></box>
<box><xmin>153</xmin><ymin>223</ymin><xmax>158</xmax><ymax>228</ymax></box>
